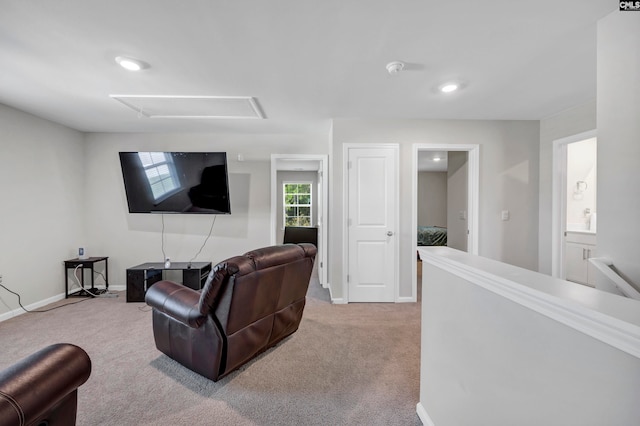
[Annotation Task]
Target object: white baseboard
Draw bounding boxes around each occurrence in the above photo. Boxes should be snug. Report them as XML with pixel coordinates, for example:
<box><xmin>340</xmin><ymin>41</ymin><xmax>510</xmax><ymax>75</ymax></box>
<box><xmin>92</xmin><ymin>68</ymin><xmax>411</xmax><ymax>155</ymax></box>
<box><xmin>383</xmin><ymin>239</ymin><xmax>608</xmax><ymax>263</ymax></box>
<box><xmin>327</xmin><ymin>284</ymin><xmax>347</xmax><ymax>304</ymax></box>
<box><xmin>0</xmin><ymin>285</ymin><xmax>126</xmax><ymax>323</ymax></box>
<box><xmin>108</xmin><ymin>285</ymin><xmax>126</xmax><ymax>291</ymax></box>
<box><xmin>397</xmin><ymin>296</ymin><xmax>417</xmax><ymax>303</ymax></box>
<box><xmin>69</xmin><ymin>285</ymin><xmax>125</xmax><ymax>292</ymax></box>
<box><xmin>416</xmin><ymin>402</ymin><xmax>435</xmax><ymax>426</ymax></box>
<box><xmin>0</xmin><ymin>292</ymin><xmax>65</xmax><ymax>323</ymax></box>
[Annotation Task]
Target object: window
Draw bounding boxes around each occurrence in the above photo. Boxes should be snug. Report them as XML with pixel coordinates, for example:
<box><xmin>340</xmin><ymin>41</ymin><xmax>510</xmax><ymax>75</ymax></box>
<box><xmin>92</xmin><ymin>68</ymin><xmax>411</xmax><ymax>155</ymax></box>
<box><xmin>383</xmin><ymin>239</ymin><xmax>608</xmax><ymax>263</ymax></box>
<box><xmin>137</xmin><ymin>152</ymin><xmax>181</xmax><ymax>202</ymax></box>
<box><xmin>283</xmin><ymin>182</ymin><xmax>312</xmax><ymax>227</ymax></box>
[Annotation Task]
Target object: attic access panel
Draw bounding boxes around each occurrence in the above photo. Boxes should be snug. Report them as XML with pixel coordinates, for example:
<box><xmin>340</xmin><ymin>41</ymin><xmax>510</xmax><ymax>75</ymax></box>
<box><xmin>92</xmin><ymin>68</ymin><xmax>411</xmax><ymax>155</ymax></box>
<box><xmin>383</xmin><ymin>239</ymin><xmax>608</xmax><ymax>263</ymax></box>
<box><xmin>110</xmin><ymin>95</ymin><xmax>265</xmax><ymax>119</ymax></box>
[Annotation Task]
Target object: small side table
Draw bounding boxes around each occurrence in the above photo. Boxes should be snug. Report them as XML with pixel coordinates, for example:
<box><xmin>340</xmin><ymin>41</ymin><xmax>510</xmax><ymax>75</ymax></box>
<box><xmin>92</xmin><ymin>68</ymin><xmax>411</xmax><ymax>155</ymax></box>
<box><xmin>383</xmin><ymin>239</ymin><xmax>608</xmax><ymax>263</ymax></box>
<box><xmin>64</xmin><ymin>257</ymin><xmax>109</xmax><ymax>298</ymax></box>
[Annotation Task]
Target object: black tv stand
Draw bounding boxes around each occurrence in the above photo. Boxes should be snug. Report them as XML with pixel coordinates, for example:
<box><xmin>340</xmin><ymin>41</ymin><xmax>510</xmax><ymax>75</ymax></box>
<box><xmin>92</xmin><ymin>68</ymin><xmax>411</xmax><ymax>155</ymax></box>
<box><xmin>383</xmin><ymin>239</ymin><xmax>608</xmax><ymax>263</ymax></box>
<box><xmin>126</xmin><ymin>261</ymin><xmax>212</xmax><ymax>302</ymax></box>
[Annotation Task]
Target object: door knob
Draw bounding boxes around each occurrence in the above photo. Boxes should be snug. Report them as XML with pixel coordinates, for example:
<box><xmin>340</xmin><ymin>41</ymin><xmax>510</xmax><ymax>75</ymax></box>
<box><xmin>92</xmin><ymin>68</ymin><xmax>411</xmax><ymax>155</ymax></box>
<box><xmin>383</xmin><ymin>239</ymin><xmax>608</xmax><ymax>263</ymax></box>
<box><xmin>387</xmin><ymin>231</ymin><xmax>394</xmax><ymax>236</ymax></box>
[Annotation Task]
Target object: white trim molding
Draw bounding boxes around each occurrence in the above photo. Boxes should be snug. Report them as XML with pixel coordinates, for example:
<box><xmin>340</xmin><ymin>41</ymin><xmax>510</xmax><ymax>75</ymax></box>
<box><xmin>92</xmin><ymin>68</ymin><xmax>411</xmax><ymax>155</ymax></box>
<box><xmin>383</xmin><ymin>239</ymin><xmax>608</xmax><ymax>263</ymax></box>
<box><xmin>416</xmin><ymin>402</ymin><xmax>435</xmax><ymax>426</ymax></box>
<box><xmin>0</xmin><ymin>292</ymin><xmax>65</xmax><ymax>322</ymax></box>
<box><xmin>589</xmin><ymin>257</ymin><xmax>640</xmax><ymax>300</ymax></box>
<box><xmin>0</xmin><ymin>285</ymin><xmax>127</xmax><ymax>322</ymax></box>
<box><xmin>328</xmin><ymin>283</ymin><xmax>346</xmax><ymax>304</ymax></box>
<box><xmin>419</xmin><ymin>247</ymin><xmax>640</xmax><ymax>359</ymax></box>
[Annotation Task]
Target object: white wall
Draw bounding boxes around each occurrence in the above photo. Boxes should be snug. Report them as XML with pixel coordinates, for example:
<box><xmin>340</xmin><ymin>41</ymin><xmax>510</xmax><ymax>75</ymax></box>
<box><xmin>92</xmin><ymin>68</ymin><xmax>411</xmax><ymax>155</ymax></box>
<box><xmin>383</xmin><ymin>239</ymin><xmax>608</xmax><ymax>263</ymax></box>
<box><xmin>330</xmin><ymin>119</ymin><xmax>540</xmax><ymax>302</ymax></box>
<box><xmin>83</xmin><ymin>132</ymin><xmax>328</xmax><ymax>287</ymax></box>
<box><xmin>538</xmin><ymin>100</ymin><xmax>597</xmax><ymax>274</ymax></box>
<box><xmin>0</xmin><ymin>104</ymin><xmax>85</xmax><ymax>317</ymax></box>
<box><xmin>417</xmin><ymin>172</ymin><xmax>447</xmax><ymax>227</ymax></box>
<box><xmin>596</xmin><ymin>11</ymin><xmax>640</xmax><ymax>288</ymax></box>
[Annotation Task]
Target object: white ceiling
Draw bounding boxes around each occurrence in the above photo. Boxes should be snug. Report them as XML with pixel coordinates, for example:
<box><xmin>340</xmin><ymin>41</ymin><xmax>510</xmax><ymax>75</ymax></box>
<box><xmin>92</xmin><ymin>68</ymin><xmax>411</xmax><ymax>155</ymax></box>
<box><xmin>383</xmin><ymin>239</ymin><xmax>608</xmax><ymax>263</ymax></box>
<box><xmin>0</xmin><ymin>1</ymin><xmax>615</xmax><ymax>136</ymax></box>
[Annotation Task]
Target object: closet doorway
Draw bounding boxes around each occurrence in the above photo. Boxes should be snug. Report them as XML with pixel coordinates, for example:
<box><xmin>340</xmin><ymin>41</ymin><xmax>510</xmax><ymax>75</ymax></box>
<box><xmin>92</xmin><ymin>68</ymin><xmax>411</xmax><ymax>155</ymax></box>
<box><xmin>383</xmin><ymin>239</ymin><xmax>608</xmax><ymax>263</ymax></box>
<box><xmin>411</xmin><ymin>144</ymin><xmax>479</xmax><ymax>300</ymax></box>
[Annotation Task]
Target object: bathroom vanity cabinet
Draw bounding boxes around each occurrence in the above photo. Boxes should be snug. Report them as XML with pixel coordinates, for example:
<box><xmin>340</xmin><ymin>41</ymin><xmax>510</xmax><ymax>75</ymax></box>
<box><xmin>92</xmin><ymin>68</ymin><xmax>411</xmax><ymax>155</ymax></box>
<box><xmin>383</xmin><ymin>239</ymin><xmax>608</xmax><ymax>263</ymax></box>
<box><xmin>564</xmin><ymin>231</ymin><xmax>597</xmax><ymax>286</ymax></box>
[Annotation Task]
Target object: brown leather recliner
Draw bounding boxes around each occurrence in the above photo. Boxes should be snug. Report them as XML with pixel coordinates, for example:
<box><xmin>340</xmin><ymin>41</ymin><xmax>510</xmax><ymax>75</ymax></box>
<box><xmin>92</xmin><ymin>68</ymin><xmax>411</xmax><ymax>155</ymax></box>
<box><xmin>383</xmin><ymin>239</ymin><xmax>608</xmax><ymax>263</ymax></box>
<box><xmin>0</xmin><ymin>343</ymin><xmax>92</xmax><ymax>426</ymax></box>
<box><xmin>145</xmin><ymin>243</ymin><xmax>317</xmax><ymax>381</ymax></box>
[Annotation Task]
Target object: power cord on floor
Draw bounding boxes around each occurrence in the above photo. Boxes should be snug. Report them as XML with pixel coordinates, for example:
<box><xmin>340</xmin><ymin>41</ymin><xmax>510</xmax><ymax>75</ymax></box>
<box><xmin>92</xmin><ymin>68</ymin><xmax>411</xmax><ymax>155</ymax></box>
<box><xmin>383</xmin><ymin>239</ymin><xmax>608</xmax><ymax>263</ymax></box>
<box><xmin>71</xmin><ymin>264</ymin><xmax>118</xmax><ymax>298</ymax></box>
<box><xmin>72</xmin><ymin>264</ymin><xmax>94</xmax><ymax>298</ymax></box>
<box><xmin>0</xmin><ymin>283</ymin><xmax>91</xmax><ymax>313</ymax></box>
<box><xmin>0</xmin><ymin>263</ymin><xmax>119</xmax><ymax>313</ymax></box>
<box><xmin>92</xmin><ymin>270</ymin><xmax>118</xmax><ymax>297</ymax></box>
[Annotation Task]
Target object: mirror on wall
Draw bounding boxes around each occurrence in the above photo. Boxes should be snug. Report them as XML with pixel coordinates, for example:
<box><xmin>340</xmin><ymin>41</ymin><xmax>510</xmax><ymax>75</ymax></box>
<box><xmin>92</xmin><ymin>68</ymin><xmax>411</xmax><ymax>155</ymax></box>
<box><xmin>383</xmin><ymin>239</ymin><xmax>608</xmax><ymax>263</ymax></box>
<box><xmin>566</xmin><ymin>137</ymin><xmax>597</xmax><ymax>233</ymax></box>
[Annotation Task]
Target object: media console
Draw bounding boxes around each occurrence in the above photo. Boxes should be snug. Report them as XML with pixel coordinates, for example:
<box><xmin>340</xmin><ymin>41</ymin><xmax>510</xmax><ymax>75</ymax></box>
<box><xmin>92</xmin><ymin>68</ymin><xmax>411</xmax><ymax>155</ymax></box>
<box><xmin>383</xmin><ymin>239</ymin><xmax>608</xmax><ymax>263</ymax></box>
<box><xmin>126</xmin><ymin>261</ymin><xmax>212</xmax><ymax>303</ymax></box>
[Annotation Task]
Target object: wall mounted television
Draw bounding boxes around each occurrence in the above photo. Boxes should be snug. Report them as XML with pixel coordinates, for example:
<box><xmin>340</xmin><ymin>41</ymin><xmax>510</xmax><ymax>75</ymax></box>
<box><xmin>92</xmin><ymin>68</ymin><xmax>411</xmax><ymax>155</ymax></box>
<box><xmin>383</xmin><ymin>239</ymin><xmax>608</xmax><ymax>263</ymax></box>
<box><xmin>119</xmin><ymin>152</ymin><xmax>231</xmax><ymax>214</ymax></box>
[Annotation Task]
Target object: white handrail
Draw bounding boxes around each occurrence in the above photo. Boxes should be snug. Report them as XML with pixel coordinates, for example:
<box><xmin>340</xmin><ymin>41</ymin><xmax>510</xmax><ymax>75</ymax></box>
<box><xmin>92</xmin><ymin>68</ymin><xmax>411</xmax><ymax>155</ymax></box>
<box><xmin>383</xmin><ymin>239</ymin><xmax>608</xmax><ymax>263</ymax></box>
<box><xmin>589</xmin><ymin>257</ymin><xmax>640</xmax><ymax>300</ymax></box>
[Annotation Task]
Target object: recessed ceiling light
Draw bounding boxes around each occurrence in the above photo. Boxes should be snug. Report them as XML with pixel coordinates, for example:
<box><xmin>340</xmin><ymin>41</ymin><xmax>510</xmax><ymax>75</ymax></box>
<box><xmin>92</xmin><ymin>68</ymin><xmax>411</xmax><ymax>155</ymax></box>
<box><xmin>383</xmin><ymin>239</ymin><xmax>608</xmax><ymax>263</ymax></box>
<box><xmin>440</xmin><ymin>83</ymin><xmax>459</xmax><ymax>93</ymax></box>
<box><xmin>115</xmin><ymin>56</ymin><xmax>149</xmax><ymax>71</ymax></box>
<box><xmin>433</xmin><ymin>157</ymin><xmax>441</xmax><ymax>162</ymax></box>
<box><xmin>386</xmin><ymin>61</ymin><xmax>405</xmax><ymax>75</ymax></box>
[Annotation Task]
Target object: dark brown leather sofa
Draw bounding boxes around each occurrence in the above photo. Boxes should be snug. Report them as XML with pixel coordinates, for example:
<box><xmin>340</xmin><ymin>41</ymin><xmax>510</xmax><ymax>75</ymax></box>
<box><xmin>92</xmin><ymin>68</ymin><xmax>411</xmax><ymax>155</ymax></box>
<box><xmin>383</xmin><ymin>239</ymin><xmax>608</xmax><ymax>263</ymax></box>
<box><xmin>0</xmin><ymin>343</ymin><xmax>91</xmax><ymax>426</ymax></box>
<box><xmin>145</xmin><ymin>243</ymin><xmax>316</xmax><ymax>381</ymax></box>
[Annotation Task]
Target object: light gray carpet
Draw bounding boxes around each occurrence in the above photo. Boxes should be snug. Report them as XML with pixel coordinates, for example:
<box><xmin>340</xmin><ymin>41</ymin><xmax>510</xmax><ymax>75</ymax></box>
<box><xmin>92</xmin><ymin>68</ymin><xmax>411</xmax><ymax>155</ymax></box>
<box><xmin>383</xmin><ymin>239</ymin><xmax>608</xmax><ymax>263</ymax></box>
<box><xmin>0</xmin><ymin>271</ymin><xmax>422</xmax><ymax>425</ymax></box>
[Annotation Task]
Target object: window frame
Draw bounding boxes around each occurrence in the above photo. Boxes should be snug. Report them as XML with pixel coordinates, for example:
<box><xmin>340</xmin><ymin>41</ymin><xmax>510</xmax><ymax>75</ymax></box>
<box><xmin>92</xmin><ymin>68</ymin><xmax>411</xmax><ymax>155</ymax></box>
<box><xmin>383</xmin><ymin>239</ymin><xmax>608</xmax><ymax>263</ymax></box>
<box><xmin>282</xmin><ymin>181</ymin><xmax>313</xmax><ymax>229</ymax></box>
<box><xmin>137</xmin><ymin>152</ymin><xmax>181</xmax><ymax>203</ymax></box>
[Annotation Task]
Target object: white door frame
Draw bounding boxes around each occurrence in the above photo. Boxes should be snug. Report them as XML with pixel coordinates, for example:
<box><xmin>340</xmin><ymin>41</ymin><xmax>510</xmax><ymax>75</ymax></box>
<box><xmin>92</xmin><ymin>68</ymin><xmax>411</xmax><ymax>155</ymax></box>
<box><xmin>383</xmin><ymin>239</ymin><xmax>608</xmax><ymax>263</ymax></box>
<box><xmin>551</xmin><ymin>129</ymin><xmax>597</xmax><ymax>279</ymax></box>
<box><xmin>412</xmin><ymin>144</ymin><xmax>480</xmax><ymax>301</ymax></box>
<box><xmin>343</xmin><ymin>143</ymin><xmax>400</xmax><ymax>303</ymax></box>
<box><xmin>270</xmin><ymin>154</ymin><xmax>329</xmax><ymax>287</ymax></box>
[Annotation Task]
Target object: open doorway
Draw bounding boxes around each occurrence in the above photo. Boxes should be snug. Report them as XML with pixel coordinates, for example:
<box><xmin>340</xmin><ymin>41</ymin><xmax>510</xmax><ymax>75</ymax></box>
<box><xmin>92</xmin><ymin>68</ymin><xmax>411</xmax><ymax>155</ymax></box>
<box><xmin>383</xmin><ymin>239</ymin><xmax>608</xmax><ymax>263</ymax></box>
<box><xmin>271</xmin><ymin>154</ymin><xmax>328</xmax><ymax>287</ymax></box>
<box><xmin>551</xmin><ymin>130</ymin><xmax>597</xmax><ymax>283</ymax></box>
<box><xmin>416</xmin><ymin>151</ymin><xmax>470</xmax><ymax>251</ymax></box>
<box><xmin>412</xmin><ymin>144</ymin><xmax>480</xmax><ymax>301</ymax></box>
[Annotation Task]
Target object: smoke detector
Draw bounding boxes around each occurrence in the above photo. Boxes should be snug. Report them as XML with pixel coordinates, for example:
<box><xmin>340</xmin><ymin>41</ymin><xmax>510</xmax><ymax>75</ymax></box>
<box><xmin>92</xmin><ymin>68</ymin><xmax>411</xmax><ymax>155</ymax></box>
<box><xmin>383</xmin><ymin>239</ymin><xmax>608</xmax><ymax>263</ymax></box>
<box><xmin>386</xmin><ymin>61</ymin><xmax>405</xmax><ymax>75</ymax></box>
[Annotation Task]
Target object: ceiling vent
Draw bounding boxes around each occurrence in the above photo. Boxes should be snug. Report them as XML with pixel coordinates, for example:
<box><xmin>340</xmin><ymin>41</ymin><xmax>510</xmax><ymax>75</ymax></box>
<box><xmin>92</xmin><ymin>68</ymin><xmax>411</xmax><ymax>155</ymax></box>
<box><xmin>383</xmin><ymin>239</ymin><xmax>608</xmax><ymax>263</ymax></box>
<box><xmin>110</xmin><ymin>95</ymin><xmax>265</xmax><ymax>119</ymax></box>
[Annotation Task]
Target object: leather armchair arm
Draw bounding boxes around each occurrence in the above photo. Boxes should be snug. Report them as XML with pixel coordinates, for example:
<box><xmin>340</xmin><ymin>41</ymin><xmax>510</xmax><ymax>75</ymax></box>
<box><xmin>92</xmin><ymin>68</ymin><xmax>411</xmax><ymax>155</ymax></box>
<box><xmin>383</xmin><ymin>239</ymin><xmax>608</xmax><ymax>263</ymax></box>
<box><xmin>0</xmin><ymin>343</ymin><xmax>91</xmax><ymax>426</ymax></box>
<box><xmin>145</xmin><ymin>280</ymin><xmax>207</xmax><ymax>328</ymax></box>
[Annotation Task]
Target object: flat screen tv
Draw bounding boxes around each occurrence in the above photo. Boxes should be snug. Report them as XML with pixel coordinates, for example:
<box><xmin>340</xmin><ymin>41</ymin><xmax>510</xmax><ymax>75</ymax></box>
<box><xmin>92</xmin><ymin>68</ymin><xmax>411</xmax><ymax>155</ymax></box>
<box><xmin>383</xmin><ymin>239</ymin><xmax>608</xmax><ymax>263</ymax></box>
<box><xmin>119</xmin><ymin>151</ymin><xmax>231</xmax><ymax>214</ymax></box>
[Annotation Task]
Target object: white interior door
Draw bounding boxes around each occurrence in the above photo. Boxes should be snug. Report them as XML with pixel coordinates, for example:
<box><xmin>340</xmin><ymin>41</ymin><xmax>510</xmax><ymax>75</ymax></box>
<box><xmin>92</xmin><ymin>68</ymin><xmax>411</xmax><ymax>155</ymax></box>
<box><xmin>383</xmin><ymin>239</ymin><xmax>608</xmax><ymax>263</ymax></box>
<box><xmin>347</xmin><ymin>146</ymin><xmax>398</xmax><ymax>302</ymax></box>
